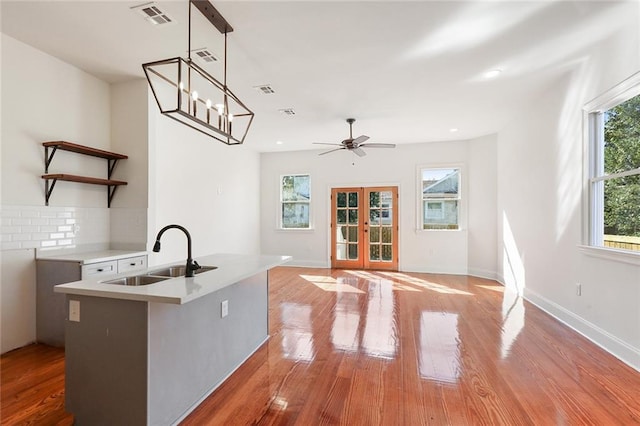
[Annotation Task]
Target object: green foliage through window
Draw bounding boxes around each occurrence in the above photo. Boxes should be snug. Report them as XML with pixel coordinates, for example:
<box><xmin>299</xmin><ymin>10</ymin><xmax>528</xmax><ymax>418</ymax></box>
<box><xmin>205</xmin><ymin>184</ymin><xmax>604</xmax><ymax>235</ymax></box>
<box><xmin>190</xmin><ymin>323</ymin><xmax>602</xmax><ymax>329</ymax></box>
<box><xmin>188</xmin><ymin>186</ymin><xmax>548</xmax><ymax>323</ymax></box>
<box><xmin>281</xmin><ymin>175</ymin><xmax>310</xmax><ymax>228</ymax></box>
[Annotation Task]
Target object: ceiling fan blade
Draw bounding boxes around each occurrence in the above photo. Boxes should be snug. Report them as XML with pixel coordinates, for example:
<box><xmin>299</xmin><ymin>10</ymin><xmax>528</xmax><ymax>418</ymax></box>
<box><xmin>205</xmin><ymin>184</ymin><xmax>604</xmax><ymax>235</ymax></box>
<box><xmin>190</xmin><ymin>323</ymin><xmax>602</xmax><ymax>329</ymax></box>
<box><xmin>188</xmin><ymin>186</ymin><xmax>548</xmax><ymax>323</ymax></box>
<box><xmin>319</xmin><ymin>147</ymin><xmax>346</xmax><ymax>156</ymax></box>
<box><xmin>352</xmin><ymin>147</ymin><xmax>367</xmax><ymax>157</ymax></box>
<box><xmin>359</xmin><ymin>143</ymin><xmax>396</xmax><ymax>148</ymax></box>
<box><xmin>313</xmin><ymin>142</ymin><xmax>342</xmax><ymax>146</ymax></box>
<box><xmin>352</xmin><ymin>135</ymin><xmax>370</xmax><ymax>145</ymax></box>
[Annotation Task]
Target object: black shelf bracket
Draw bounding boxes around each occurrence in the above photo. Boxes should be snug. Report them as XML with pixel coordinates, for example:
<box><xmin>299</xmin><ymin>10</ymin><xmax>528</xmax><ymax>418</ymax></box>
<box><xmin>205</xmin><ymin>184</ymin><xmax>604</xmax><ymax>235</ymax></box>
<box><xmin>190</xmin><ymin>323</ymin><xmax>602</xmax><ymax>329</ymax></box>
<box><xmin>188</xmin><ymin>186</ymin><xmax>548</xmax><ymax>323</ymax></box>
<box><xmin>107</xmin><ymin>159</ymin><xmax>119</xmax><ymax>179</ymax></box>
<box><xmin>44</xmin><ymin>146</ymin><xmax>58</xmax><ymax>174</ymax></box>
<box><xmin>44</xmin><ymin>177</ymin><xmax>58</xmax><ymax>206</ymax></box>
<box><xmin>108</xmin><ymin>185</ymin><xmax>119</xmax><ymax>208</ymax></box>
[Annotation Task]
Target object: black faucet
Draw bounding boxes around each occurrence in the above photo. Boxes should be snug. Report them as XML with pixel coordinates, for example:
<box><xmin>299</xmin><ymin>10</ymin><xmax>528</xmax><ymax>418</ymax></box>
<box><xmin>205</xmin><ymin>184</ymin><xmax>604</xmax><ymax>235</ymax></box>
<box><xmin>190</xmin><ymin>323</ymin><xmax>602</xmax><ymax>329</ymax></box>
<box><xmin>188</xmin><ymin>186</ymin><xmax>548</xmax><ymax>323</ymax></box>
<box><xmin>152</xmin><ymin>224</ymin><xmax>201</xmax><ymax>277</ymax></box>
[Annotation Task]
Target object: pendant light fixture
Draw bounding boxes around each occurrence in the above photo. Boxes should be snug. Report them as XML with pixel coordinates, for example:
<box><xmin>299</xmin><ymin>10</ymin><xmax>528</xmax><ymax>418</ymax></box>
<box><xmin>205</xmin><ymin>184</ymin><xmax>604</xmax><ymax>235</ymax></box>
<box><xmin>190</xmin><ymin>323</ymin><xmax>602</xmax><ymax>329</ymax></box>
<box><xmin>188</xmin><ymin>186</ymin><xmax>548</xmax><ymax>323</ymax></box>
<box><xmin>142</xmin><ymin>0</ymin><xmax>254</xmax><ymax>145</ymax></box>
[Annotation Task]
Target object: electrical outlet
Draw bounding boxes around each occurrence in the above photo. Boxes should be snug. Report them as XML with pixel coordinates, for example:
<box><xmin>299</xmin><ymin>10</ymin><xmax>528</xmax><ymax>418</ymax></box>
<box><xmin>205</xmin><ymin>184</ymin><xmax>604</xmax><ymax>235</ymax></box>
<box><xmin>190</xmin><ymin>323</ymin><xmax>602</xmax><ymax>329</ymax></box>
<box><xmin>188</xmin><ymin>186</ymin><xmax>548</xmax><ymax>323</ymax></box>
<box><xmin>576</xmin><ymin>283</ymin><xmax>582</xmax><ymax>296</ymax></box>
<box><xmin>221</xmin><ymin>300</ymin><xmax>229</xmax><ymax>318</ymax></box>
<box><xmin>69</xmin><ymin>300</ymin><xmax>80</xmax><ymax>322</ymax></box>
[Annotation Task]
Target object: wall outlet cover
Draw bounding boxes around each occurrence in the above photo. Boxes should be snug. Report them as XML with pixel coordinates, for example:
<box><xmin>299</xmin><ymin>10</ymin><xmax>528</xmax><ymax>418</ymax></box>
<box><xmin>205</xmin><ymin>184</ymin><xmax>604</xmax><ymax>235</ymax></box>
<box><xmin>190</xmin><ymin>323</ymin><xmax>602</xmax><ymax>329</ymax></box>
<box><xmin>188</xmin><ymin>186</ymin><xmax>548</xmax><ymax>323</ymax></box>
<box><xmin>69</xmin><ymin>300</ymin><xmax>80</xmax><ymax>322</ymax></box>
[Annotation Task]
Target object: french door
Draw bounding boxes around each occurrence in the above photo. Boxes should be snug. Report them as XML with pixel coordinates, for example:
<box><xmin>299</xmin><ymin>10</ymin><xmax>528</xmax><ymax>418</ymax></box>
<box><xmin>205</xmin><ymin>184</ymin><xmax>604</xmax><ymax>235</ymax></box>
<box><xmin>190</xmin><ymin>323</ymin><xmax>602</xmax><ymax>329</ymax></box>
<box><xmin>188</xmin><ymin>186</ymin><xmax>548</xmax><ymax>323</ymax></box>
<box><xmin>331</xmin><ymin>186</ymin><xmax>398</xmax><ymax>270</ymax></box>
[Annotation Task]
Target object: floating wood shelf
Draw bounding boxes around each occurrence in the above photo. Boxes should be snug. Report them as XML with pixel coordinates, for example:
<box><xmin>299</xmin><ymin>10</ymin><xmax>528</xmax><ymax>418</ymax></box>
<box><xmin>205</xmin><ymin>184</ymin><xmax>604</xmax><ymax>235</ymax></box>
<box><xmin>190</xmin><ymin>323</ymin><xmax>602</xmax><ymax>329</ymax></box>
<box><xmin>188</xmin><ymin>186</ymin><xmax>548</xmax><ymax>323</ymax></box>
<box><xmin>41</xmin><ymin>141</ymin><xmax>128</xmax><ymax>207</ymax></box>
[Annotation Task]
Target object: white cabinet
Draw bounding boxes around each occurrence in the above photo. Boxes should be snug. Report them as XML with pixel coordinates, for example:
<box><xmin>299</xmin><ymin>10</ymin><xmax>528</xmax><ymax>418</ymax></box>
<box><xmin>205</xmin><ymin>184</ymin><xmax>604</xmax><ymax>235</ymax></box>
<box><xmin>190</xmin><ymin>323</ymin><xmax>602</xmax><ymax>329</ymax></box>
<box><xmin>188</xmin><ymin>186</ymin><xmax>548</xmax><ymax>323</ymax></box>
<box><xmin>36</xmin><ymin>252</ymin><xmax>147</xmax><ymax>347</ymax></box>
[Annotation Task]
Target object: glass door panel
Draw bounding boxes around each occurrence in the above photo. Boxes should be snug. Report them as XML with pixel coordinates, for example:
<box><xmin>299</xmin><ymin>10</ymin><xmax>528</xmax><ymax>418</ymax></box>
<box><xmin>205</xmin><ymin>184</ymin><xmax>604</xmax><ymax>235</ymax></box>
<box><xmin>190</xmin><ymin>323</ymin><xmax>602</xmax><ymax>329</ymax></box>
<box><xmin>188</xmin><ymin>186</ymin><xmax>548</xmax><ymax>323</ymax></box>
<box><xmin>364</xmin><ymin>188</ymin><xmax>397</xmax><ymax>270</ymax></box>
<box><xmin>332</xmin><ymin>188</ymin><xmax>362</xmax><ymax>268</ymax></box>
<box><xmin>332</xmin><ymin>186</ymin><xmax>398</xmax><ymax>270</ymax></box>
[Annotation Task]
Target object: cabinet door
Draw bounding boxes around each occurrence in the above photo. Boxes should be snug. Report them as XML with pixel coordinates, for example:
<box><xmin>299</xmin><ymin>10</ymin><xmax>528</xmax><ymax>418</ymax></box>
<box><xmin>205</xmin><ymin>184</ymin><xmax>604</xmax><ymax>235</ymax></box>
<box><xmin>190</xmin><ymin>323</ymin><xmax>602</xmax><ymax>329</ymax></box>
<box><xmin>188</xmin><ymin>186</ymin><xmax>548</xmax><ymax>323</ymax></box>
<box><xmin>117</xmin><ymin>256</ymin><xmax>147</xmax><ymax>274</ymax></box>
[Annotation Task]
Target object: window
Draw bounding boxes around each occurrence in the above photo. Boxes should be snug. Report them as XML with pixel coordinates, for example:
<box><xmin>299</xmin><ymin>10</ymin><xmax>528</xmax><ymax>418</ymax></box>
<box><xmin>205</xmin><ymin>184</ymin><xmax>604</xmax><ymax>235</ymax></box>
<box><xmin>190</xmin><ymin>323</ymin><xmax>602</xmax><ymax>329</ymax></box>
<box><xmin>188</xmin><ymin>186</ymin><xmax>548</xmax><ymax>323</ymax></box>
<box><xmin>587</xmin><ymin>74</ymin><xmax>640</xmax><ymax>253</ymax></box>
<box><xmin>421</xmin><ymin>168</ymin><xmax>460</xmax><ymax>230</ymax></box>
<box><xmin>280</xmin><ymin>174</ymin><xmax>310</xmax><ymax>229</ymax></box>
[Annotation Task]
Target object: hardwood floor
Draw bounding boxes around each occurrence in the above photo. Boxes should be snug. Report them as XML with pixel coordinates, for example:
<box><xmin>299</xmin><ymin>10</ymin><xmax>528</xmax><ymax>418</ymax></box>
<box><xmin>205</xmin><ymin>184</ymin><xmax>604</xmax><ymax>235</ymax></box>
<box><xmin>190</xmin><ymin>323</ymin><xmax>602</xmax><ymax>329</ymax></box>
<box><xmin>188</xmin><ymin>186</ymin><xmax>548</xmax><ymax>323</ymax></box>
<box><xmin>2</xmin><ymin>267</ymin><xmax>640</xmax><ymax>425</ymax></box>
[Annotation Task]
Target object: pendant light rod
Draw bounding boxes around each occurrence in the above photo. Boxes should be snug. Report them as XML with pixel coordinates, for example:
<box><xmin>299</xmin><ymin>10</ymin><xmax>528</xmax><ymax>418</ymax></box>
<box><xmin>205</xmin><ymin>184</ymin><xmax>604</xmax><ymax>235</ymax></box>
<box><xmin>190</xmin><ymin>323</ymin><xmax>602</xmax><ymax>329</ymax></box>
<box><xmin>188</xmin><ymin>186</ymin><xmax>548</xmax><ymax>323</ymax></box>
<box><xmin>188</xmin><ymin>0</ymin><xmax>192</xmax><ymax>60</ymax></box>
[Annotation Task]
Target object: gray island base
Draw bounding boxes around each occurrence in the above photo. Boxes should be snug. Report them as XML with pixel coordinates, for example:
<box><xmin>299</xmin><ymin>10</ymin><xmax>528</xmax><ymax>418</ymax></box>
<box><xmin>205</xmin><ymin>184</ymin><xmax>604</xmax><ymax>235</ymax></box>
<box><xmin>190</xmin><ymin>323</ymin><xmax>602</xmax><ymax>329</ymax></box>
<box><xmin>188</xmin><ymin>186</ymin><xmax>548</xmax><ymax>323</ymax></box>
<box><xmin>55</xmin><ymin>254</ymin><xmax>290</xmax><ymax>425</ymax></box>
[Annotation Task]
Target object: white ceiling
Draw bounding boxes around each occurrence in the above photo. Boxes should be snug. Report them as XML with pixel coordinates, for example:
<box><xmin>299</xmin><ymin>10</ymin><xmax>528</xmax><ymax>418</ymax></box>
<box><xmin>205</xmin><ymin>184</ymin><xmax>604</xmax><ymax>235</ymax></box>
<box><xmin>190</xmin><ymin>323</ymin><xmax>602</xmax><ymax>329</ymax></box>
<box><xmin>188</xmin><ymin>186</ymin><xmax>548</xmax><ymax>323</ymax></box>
<box><xmin>1</xmin><ymin>1</ymin><xmax>634</xmax><ymax>152</ymax></box>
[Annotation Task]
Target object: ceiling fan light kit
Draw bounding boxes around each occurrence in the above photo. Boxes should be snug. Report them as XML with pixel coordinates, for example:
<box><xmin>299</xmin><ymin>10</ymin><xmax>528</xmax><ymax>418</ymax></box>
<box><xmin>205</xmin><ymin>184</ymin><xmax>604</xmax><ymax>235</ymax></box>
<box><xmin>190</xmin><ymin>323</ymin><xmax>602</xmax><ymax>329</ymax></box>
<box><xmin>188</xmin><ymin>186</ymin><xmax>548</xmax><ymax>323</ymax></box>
<box><xmin>142</xmin><ymin>0</ymin><xmax>254</xmax><ymax>145</ymax></box>
<box><xmin>314</xmin><ymin>118</ymin><xmax>396</xmax><ymax>156</ymax></box>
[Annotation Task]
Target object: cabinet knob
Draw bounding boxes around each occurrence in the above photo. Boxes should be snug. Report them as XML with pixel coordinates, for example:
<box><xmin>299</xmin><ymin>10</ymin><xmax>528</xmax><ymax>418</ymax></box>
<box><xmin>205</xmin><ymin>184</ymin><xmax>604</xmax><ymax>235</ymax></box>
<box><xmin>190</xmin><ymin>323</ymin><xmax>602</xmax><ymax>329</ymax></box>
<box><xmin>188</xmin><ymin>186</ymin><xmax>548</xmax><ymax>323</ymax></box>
<box><xmin>97</xmin><ymin>268</ymin><xmax>103</xmax><ymax>272</ymax></box>
<box><xmin>130</xmin><ymin>263</ymin><xmax>136</xmax><ymax>266</ymax></box>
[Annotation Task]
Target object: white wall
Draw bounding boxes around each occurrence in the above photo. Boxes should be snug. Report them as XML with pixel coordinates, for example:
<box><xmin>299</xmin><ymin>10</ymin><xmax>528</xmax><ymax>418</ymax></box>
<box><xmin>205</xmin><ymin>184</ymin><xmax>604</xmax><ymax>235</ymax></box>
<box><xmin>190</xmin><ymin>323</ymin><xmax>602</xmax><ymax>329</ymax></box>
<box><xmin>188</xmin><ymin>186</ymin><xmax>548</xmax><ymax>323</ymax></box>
<box><xmin>146</xmin><ymin>97</ymin><xmax>261</xmax><ymax>267</ymax></box>
<box><xmin>496</xmin><ymin>6</ymin><xmax>640</xmax><ymax>370</ymax></box>
<box><xmin>1</xmin><ymin>34</ymin><xmax>112</xmax><ymax>352</ymax></box>
<box><xmin>260</xmin><ymin>136</ymin><xmax>497</xmax><ymax>276</ymax></box>
<box><xmin>109</xmin><ymin>79</ymin><xmax>148</xmax><ymax>250</ymax></box>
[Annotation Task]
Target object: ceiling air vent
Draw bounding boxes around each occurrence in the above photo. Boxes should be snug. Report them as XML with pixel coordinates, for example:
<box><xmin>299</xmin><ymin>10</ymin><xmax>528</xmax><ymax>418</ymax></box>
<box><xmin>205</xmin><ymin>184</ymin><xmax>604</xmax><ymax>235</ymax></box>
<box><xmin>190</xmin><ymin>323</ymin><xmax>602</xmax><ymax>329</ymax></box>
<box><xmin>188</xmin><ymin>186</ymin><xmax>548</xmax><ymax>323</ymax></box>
<box><xmin>191</xmin><ymin>48</ymin><xmax>218</xmax><ymax>63</ymax></box>
<box><xmin>131</xmin><ymin>2</ymin><xmax>175</xmax><ymax>26</ymax></box>
<box><xmin>254</xmin><ymin>85</ymin><xmax>275</xmax><ymax>95</ymax></box>
<box><xmin>279</xmin><ymin>108</ymin><xmax>296</xmax><ymax>116</ymax></box>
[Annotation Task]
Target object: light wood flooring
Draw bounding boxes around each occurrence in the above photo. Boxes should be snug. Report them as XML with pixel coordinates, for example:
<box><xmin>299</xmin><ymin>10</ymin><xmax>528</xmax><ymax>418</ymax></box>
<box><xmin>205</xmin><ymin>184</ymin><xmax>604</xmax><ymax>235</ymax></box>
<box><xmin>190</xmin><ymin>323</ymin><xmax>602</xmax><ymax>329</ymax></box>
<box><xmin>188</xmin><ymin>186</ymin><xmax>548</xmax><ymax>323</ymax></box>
<box><xmin>2</xmin><ymin>267</ymin><xmax>640</xmax><ymax>425</ymax></box>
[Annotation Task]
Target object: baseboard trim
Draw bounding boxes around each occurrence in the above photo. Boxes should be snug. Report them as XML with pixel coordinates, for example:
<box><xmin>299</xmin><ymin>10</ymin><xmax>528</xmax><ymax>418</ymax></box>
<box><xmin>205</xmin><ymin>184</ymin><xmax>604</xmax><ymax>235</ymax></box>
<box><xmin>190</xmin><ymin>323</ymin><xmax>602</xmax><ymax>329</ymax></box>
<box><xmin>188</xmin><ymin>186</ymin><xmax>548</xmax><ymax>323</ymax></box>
<box><xmin>524</xmin><ymin>287</ymin><xmax>640</xmax><ymax>372</ymax></box>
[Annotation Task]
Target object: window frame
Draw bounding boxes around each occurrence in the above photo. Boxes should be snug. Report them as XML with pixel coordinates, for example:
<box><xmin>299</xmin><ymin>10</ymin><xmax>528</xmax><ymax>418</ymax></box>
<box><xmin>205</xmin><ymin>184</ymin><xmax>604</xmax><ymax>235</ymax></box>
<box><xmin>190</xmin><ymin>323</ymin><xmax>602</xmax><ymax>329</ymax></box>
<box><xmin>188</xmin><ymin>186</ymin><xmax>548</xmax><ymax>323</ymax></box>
<box><xmin>417</xmin><ymin>164</ymin><xmax>464</xmax><ymax>232</ymax></box>
<box><xmin>279</xmin><ymin>173</ymin><xmax>312</xmax><ymax>230</ymax></box>
<box><xmin>583</xmin><ymin>71</ymin><xmax>640</xmax><ymax>259</ymax></box>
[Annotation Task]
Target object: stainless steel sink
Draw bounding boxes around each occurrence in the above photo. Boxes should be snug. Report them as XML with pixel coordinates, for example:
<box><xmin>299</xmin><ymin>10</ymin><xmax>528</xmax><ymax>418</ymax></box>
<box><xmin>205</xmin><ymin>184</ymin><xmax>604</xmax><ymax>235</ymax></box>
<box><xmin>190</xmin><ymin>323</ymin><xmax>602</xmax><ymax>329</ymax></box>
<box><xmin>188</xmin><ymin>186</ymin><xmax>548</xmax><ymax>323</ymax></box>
<box><xmin>103</xmin><ymin>275</ymin><xmax>170</xmax><ymax>286</ymax></box>
<box><xmin>147</xmin><ymin>265</ymin><xmax>217</xmax><ymax>278</ymax></box>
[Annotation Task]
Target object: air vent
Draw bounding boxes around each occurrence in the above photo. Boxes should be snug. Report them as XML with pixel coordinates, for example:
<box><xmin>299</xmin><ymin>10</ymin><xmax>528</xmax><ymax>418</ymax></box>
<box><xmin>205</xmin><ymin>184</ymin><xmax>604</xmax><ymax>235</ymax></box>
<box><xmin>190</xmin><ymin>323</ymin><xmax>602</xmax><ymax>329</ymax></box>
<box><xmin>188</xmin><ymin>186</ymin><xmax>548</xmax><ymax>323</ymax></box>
<box><xmin>191</xmin><ymin>48</ymin><xmax>218</xmax><ymax>63</ymax></box>
<box><xmin>279</xmin><ymin>108</ymin><xmax>296</xmax><ymax>116</ymax></box>
<box><xmin>131</xmin><ymin>2</ymin><xmax>175</xmax><ymax>26</ymax></box>
<box><xmin>254</xmin><ymin>85</ymin><xmax>275</xmax><ymax>95</ymax></box>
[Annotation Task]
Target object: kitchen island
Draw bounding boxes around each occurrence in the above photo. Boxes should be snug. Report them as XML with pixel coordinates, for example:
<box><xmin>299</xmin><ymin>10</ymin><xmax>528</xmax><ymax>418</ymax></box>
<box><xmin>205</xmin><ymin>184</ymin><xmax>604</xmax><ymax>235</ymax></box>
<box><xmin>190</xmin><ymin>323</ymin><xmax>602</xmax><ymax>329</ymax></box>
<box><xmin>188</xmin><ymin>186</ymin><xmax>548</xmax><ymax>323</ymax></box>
<box><xmin>55</xmin><ymin>253</ymin><xmax>290</xmax><ymax>426</ymax></box>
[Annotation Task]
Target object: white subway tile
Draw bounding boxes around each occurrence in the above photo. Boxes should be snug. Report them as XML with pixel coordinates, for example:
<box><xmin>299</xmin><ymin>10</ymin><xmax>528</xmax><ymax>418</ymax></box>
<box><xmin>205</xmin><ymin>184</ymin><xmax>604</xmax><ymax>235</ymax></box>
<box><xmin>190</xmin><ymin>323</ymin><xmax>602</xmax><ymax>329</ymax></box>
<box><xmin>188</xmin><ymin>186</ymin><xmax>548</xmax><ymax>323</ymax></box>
<box><xmin>49</xmin><ymin>219</ymin><xmax>65</xmax><ymax>226</ymax></box>
<box><xmin>66</xmin><ymin>232</ymin><xmax>76</xmax><ymax>238</ymax></box>
<box><xmin>32</xmin><ymin>233</ymin><xmax>50</xmax><ymax>240</ymax></box>
<box><xmin>21</xmin><ymin>210</ymin><xmax>40</xmax><ymax>218</ymax></box>
<box><xmin>40</xmin><ymin>211</ymin><xmax>58</xmax><ymax>218</ymax></box>
<box><xmin>50</xmin><ymin>233</ymin><xmax>65</xmax><ymax>239</ymax></box>
<box><xmin>66</xmin><ymin>219</ymin><xmax>76</xmax><ymax>225</ymax></box>
<box><xmin>21</xmin><ymin>225</ymin><xmax>39</xmax><ymax>233</ymax></box>
<box><xmin>0</xmin><ymin>234</ymin><xmax>11</xmax><ymax>242</ymax></box>
<box><xmin>57</xmin><ymin>239</ymin><xmax>73</xmax><ymax>246</ymax></box>
<box><xmin>12</xmin><ymin>218</ymin><xmax>31</xmax><ymax>226</ymax></box>
<box><xmin>31</xmin><ymin>218</ymin><xmax>49</xmax><ymax>226</ymax></box>
<box><xmin>21</xmin><ymin>241</ymin><xmax>40</xmax><ymax>249</ymax></box>
<box><xmin>12</xmin><ymin>233</ymin><xmax>32</xmax><ymax>241</ymax></box>
<box><xmin>58</xmin><ymin>225</ymin><xmax>72</xmax><ymax>232</ymax></box>
<box><xmin>2</xmin><ymin>241</ymin><xmax>21</xmax><ymax>250</ymax></box>
<box><xmin>1</xmin><ymin>225</ymin><xmax>20</xmax><ymax>234</ymax></box>
<box><xmin>57</xmin><ymin>212</ymin><xmax>73</xmax><ymax>218</ymax></box>
<box><xmin>41</xmin><ymin>240</ymin><xmax>57</xmax><ymax>247</ymax></box>
<box><xmin>40</xmin><ymin>226</ymin><xmax>57</xmax><ymax>232</ymax></box>
<box><xmin>1</xmin><ymin>210</ymin><xmax>20</xmax><ymax>218</ymax></box>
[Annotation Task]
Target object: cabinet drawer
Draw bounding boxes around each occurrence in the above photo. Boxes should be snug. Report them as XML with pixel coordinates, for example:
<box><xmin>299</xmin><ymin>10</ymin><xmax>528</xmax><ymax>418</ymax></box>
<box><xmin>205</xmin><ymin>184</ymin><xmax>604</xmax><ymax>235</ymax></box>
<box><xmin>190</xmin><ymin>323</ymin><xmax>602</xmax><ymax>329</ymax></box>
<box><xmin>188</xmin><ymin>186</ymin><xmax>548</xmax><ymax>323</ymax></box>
<box><xmin>81</xmin><ymin>261</ymin><xmax>117</xmax><ymax>278</ymax></box>
<box><xmin>117</xmin><ymin>256</ymin><xmax>147</xmax><ymax>274</ymax></box>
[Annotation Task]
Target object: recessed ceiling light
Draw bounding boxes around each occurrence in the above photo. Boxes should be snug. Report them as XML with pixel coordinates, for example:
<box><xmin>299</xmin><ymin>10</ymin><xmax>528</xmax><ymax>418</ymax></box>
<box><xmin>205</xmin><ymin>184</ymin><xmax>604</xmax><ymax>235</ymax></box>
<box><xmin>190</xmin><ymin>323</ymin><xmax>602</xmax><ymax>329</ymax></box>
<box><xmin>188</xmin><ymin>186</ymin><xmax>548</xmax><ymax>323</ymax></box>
<box><xmin>483</xmin><ymin>69</ymin><xmax>502</xmax><ymax>79</ymax></box>
<box><xmin>450</xmin><ymin>128</ymin><xmax>458</xmax><ymax>133</ymax></box>
<box><xmin>276</xmin><ymin>140</ymin><xmax>284</xmax><ymax>145</ymax></box>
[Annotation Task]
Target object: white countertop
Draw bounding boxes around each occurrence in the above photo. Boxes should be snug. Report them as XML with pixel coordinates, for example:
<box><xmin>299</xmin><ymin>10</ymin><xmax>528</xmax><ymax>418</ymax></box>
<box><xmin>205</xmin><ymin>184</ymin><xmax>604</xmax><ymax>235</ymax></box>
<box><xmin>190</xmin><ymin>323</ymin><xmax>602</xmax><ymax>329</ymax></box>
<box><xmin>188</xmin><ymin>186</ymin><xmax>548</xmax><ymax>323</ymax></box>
<box><xmin>54</xmin><ymin>253</ymin><xmax>291</xmax><ymax>304</ymax></box>
<box><xmin>36</xmin><ymin>249</ymin><xmax>148</xmax><ymax>264</ymax></box>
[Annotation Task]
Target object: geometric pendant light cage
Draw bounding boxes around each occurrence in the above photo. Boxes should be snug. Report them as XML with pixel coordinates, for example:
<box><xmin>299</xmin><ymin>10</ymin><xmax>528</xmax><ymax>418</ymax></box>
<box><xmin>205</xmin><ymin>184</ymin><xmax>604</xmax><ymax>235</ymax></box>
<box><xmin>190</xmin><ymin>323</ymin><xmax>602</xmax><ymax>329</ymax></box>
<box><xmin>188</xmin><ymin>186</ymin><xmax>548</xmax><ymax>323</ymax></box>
<box><xmin>142</xmin><ymin>0</ymin><xmax>254</xmax><ymax>145</ymax></box>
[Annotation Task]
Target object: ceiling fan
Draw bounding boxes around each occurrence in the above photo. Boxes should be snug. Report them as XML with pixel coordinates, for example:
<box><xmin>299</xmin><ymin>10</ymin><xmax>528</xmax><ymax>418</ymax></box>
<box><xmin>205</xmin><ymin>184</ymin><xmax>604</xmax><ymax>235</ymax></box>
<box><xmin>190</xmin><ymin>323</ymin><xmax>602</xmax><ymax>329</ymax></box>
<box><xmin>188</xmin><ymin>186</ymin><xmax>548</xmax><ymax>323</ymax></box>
<box><xmin>314</xmin><ymin>118</ymin><xmax>396</xmax><ymax>157</ymax></box>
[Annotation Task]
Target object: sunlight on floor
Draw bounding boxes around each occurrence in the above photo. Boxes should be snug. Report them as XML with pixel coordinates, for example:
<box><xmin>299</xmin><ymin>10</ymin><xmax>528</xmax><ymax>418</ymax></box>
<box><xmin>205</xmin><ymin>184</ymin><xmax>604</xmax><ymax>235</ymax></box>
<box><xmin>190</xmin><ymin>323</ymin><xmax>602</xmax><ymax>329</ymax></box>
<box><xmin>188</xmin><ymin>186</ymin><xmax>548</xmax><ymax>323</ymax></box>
<box><xmin>299</xmin><ymin>275</ymin><xmax>365</xmax><ymax>294</ymax></box>
<box><xmin>280</xmin><ymin>303</ymin><xmax>316</xmax><ymax>362</ymax></box>
<box><xmin>378</xmin><ymin>271</ymin><xmax>473</xmax><ymax>296</ymax></box>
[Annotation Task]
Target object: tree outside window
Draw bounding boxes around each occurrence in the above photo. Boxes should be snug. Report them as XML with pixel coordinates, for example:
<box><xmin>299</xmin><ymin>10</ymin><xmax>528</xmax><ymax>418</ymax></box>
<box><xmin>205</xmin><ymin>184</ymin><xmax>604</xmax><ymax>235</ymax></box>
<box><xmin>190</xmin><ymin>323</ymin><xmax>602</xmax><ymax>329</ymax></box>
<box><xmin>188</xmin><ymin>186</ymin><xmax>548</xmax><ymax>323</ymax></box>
<box><xmin>599</xmin><ymin>94</ymin><xmax>640</xmax><ymax>251</ymax></box>
<box><xmin>281</xmin><ymin>174</ymin><xmax>310</xmax><ymax>229</ymax></box>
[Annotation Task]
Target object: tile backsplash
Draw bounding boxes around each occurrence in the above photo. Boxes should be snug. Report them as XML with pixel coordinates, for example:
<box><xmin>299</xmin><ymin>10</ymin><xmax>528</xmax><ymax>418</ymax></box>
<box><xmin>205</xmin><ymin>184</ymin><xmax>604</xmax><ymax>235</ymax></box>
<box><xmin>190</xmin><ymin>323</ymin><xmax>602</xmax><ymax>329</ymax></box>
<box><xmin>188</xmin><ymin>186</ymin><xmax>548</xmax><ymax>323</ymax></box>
<box><xmin>1</xmin><ymin>205</ymin><xmax>110</xmax><ymax>251</ymax></box>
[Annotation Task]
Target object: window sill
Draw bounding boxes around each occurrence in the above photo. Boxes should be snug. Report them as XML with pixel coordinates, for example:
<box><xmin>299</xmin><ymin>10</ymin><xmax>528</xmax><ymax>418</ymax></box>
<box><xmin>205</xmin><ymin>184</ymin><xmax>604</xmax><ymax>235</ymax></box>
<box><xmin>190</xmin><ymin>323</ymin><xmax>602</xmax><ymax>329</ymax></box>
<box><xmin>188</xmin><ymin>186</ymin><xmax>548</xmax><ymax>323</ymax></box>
<box><xmin>578</xmin><ymin>245</ymin><xmax>640</xmax><ymax>266</ymax></box>
<box><xmin>415</xmin><ymin>228</ymin><xmax>465</xmax><ymax>233</ymax></box>
<box><xmin>276</xmin><ymin>228</ymin><xmax>314</xmax><ymax>233</ymax></box>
